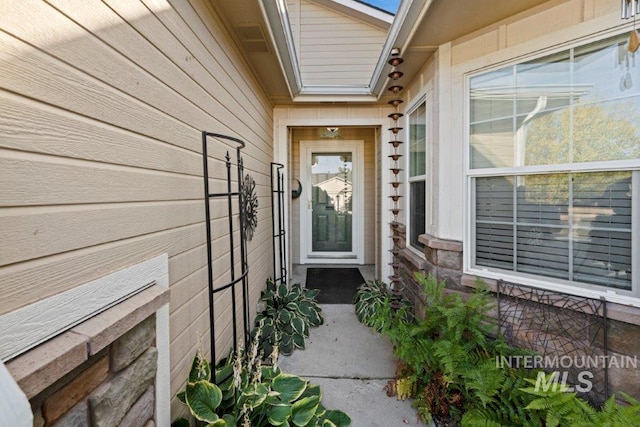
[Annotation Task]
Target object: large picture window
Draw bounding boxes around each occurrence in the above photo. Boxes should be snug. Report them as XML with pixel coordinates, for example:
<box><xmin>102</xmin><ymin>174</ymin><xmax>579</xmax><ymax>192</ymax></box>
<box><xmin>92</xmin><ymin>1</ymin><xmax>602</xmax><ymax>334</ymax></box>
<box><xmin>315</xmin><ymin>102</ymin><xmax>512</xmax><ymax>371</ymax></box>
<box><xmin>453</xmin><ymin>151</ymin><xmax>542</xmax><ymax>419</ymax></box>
<box><xmin>408</xmin><ymin>101</ymin><xmax>427</xmax><ymax>249</ymax></box>
<box><xmin>469</xmin><ymin>34</ymin><xmax>639</xmax><ymax>295</ymax></box>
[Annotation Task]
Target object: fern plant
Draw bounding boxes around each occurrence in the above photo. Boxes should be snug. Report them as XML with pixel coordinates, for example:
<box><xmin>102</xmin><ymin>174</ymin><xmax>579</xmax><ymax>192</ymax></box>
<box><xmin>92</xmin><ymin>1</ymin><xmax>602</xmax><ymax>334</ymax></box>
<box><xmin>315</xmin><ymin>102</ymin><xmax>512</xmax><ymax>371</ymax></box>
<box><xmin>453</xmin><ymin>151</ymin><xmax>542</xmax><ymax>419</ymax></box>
<box><xmin>520</xmin><ymin>375</ymin><xmax>640</xmax><ymax>427</ymax></box>
<box><xmin>384</xmin><ymin>273</ymin><xmax>540</xmax><ymax>426</ymax></box>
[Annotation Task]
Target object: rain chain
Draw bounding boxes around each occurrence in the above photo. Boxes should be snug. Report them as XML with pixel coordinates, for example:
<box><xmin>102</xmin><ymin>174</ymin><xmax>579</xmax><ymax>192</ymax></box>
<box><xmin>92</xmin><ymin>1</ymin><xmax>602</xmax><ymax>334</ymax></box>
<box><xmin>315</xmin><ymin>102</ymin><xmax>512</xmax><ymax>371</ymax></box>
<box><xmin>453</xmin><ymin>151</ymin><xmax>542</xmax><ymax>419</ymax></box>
<box><xmin>387</xmin><ymin>50</ymin><xmax>405</xmax><ymax>310</ymax></box>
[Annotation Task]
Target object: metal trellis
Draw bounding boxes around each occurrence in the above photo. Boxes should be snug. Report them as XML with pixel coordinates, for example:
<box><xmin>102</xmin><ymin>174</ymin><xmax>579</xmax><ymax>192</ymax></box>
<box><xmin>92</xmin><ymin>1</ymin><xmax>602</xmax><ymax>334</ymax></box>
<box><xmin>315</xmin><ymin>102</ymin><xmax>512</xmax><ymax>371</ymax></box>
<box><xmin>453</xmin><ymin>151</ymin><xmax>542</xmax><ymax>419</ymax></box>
<box><xmin>270</xmin><ymin>163</ymin><xmax>288</xmax><ymax>286</ymax></box>
<box><xmin>202</xmin><ymin>131</ymin><xmax>250</xmax><ymax>372</ymax></box>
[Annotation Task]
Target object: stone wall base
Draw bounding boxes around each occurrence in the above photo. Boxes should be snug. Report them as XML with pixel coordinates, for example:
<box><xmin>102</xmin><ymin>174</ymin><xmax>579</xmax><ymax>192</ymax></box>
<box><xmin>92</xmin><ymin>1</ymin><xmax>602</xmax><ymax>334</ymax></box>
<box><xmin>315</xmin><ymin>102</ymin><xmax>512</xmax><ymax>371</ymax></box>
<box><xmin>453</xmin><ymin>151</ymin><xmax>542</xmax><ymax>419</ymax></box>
<box><xmin>7</xmin><ymin>286</ymin><xmax>168</xmax><ymax>426</ymax></box>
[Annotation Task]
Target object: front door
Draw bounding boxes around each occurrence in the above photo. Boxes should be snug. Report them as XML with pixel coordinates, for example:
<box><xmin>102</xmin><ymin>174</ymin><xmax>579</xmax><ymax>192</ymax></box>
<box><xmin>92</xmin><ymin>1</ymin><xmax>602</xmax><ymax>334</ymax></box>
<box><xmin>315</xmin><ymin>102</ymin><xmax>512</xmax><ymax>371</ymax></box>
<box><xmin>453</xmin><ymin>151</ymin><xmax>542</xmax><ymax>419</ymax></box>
<box><xmin>300</xmin><ymin>141</ymin><xmax>364</xmax><ymax>264</ymax></box>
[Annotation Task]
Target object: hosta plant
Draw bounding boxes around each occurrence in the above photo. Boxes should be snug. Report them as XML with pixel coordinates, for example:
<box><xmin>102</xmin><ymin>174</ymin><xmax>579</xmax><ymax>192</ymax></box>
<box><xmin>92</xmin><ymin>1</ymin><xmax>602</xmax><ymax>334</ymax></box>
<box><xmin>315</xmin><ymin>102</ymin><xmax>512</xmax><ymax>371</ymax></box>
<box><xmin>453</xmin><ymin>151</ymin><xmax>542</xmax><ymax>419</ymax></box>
<box><xmin>354</xmin><ymin>280</ymin><xmax>412</xmax><ymax>333</ymax></box>
<box><xmin>173</xmin><ymin>326</ymin><xmax>350</xmax><ymax>427</ymax></box>
<box><xmin>255</xmin><ymin>279</ymin><xmax>324</xmax><ymax>356</ymax></box>
<box><xmin>354</xmin><ymin>280</ymin><xmax>391</xmax><ymax>331</ymax></box>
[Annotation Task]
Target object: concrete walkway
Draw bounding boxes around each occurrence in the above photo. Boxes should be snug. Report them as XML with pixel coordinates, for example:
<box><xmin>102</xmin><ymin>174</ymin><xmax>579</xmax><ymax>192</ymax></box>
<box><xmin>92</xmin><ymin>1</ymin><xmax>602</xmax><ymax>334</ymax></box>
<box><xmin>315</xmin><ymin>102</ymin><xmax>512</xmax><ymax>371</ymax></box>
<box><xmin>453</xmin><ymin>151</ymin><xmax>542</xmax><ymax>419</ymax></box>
<box><xmin>278</xmin><ymin>304</ymin><xmax>425</xmax><ymax>426</ymax></box>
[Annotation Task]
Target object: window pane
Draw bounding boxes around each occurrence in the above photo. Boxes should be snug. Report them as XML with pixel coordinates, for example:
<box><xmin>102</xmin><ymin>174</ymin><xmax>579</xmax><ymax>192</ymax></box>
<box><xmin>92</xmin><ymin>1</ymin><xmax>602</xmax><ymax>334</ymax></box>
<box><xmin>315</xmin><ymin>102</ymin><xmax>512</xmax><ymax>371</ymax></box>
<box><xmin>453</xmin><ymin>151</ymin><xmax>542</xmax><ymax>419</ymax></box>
<box><xmin>515</xmin><ymin>52</ymin><xmax>570</xmax><ymax>115</ymax></box>
<box><xmin>475</xmin><ymin>172</ymin><xmax>633</xmax><ymax>290</ymax></box>
<box><xmin>476</xmin><ymin>223</ymin><xmax>514</xmax><ymax>269</ymax></box>
<box><xmin>410</xmin><ymin>181</ymin><xmax>426</xmax><ymax>249</ymax></box>
<box><xmin>470</xmin><ymin>67</ymin><xmax>515</xmax><ymax>122</ymax></box>
<box><xmin>572</xmin><ymin>172</ymin><xmax>632</xmax><ymax>290</ymax></box>
<box><xmin>476</xmin><ymin>176</ymin><xmax>514</xmax><ymax>222</ymax></box>
<box><xmin>470</xmin><ymin>67</ymin><xmax>515</xmax><ymax>169</ymax></box>
<box><xmin>573</xmin><ymin>36</ymin><xmax>640</xmax><ymax>162</ymax></box>
<box><xmin>518</xmin><ymin>109</ymin><xmax>570</xmax><ymax>165</ymax></box>
<box><xmin>470</xmin><ymin>34</ymin><xmax>640</xmax><ymax>169</ymax></box>
<box><xmin>470</xmin><ymin>118</ymin><xmax>514</xmax><ymax>168</ymax></box>
<box><xmin>516</xmin><ymin>225</ymin><xmax>569</xmax><ymax>279</ymax></box>
<box><xmin>409</xmin><ymin>102</ymin><xmax>426</xmax><ymax>177</ymax></box>
<box><xmin>516</xmin><ymin>174</ymin><xmax>568</xmax><ymax>226</ymax></box>
<box><xmin>475</xmin><ymin>177</ymin><xmax>515</xmax><ymax>269</ymax></box>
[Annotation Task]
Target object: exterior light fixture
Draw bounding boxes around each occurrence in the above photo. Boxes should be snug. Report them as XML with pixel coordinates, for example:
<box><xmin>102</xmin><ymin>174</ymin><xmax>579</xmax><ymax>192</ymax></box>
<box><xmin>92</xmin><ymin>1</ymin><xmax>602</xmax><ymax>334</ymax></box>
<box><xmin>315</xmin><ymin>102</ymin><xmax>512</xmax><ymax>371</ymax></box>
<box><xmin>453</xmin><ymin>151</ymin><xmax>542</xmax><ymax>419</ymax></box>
<box><xmin>320</xmin><ymin>127</ymin><xmax>341</xmax><ymax>139</ymax></box>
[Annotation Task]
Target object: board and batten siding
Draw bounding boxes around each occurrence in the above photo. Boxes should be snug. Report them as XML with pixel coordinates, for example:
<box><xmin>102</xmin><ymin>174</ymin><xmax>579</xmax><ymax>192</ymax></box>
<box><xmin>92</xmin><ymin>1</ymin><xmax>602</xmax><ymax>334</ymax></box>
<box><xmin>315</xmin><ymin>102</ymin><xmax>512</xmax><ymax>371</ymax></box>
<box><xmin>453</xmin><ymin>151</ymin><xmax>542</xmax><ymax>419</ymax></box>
<box><xmin>287</xmin><ymin>0</ymin><xmax>388</xmax><ymax>86</ymax></box>
<box><xmin>0</xmin><ymin>0</ymin><xmax>273</xmax><ymax>419</ymax></box>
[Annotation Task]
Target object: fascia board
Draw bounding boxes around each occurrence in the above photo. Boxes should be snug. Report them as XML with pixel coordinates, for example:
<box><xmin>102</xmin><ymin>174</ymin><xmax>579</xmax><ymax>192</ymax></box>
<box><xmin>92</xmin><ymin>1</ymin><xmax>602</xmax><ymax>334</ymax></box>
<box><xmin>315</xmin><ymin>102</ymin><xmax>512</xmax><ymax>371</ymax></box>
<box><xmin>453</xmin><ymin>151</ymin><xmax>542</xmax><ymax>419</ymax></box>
<box><xmin>369</xmin><ymin>0</ymin><xmax>434</xmax><ymax>97</ymax></box>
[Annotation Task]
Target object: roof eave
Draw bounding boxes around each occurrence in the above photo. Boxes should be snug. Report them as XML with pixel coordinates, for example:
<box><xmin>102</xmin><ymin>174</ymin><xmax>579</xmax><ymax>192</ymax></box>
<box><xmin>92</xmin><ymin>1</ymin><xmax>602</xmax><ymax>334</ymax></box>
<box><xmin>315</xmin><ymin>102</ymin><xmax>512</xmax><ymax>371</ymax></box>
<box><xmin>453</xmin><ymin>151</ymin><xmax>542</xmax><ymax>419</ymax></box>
<box><xmin>260</xmin><ymin>0</ymin><xmax>433</xmax><ymax>102</ymax></box>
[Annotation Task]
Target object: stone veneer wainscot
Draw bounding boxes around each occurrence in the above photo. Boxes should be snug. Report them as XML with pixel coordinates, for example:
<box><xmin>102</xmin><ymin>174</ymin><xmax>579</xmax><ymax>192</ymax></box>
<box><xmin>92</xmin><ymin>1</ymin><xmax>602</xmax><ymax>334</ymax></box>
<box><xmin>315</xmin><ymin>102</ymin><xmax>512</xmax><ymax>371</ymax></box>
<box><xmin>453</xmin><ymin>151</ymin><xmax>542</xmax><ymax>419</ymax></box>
<box><xmin>6</xmin><ymin>285</ymin><xmax>168</xmax><ymax>426</ymax></box>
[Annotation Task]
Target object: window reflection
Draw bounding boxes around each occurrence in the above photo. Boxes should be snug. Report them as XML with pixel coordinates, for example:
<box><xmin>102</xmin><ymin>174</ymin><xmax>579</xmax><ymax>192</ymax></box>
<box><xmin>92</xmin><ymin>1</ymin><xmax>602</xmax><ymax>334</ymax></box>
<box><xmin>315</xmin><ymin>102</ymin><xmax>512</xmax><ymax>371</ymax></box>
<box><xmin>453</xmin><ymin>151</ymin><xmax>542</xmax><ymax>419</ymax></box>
<box><xmin>470</xmin><ymin>34</ymin><xmax>640</xmax><ymax>169</ymax></box>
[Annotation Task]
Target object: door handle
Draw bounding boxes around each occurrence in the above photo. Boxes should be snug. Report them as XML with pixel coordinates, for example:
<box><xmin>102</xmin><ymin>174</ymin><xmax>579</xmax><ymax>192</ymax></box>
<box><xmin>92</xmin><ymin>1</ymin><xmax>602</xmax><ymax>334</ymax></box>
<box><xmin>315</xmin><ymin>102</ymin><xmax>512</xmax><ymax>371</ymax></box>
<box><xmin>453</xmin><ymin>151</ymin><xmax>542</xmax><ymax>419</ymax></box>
<box><xmin>308</xmin><ymin>200</ymin><xmax>312</xmax><ymax>210</ymax></box>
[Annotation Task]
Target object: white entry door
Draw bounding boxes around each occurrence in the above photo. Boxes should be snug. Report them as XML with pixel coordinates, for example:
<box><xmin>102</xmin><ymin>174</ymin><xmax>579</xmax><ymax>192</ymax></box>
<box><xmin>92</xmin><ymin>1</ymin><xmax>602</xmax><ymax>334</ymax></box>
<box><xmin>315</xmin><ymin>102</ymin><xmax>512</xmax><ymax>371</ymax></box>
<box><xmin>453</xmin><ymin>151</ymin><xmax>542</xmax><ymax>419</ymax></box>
<box><xmin>300</xmin><ymin>141</ymin><xmax>364</xmax><ymax>264</ymax></box>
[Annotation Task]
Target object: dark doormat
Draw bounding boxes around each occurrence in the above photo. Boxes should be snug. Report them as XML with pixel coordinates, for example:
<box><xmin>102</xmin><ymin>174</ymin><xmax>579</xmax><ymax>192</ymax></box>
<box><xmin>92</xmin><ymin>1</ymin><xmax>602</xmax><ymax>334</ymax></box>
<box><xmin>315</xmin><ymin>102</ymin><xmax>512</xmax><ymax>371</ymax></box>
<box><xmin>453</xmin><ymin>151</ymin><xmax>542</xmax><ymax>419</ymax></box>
<box><xmin>305</xmin><ymin>268</ymin><xmax>366</xmax><ymax>304</ymax></box>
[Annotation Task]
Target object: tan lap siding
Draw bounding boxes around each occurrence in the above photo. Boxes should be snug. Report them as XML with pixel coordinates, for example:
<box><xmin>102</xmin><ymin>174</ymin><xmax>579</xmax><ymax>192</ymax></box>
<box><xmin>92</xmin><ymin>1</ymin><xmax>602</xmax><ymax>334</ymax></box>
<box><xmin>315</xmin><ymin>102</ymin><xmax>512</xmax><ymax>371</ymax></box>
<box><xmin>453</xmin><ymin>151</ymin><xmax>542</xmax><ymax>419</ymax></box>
<box><xmin>0</xmin><ymin>0</ymin><xmax>273</xmax><ymax>420</ymax></box>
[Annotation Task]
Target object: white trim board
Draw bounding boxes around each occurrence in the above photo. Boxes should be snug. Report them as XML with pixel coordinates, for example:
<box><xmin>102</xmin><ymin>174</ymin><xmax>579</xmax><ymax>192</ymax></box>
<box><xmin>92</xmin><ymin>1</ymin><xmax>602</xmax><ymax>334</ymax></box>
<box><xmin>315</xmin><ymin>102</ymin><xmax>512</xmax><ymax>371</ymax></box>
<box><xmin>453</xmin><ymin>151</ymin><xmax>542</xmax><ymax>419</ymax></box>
<box><xmin>0</xmin><ymin>360</ymin><xmax>32</xmax><ymax>427</ymax></box>
<box><xmin>0</xmin><ymin>254</ymin><xmax>168</xmax><ymax>362</ymax></box>
<box><xmin>273</xmin><ymin>116</ymin><xmax>393</xmax><ymax>282</ymax></box>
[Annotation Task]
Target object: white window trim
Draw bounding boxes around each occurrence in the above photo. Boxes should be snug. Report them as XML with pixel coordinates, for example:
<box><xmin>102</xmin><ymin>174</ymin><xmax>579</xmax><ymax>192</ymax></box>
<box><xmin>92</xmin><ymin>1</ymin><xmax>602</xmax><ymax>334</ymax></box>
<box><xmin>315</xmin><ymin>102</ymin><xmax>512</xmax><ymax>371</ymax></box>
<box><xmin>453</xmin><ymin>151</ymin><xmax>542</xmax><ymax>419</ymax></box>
<box><xmin>405</xmin><ymin>95</ymin><xmax>428</xmax><ymax>254</ymax></box>
<box><xmin>463</xmin><ymin>32</ymin><xmax>640</xmax><ymax>305</ymax></box>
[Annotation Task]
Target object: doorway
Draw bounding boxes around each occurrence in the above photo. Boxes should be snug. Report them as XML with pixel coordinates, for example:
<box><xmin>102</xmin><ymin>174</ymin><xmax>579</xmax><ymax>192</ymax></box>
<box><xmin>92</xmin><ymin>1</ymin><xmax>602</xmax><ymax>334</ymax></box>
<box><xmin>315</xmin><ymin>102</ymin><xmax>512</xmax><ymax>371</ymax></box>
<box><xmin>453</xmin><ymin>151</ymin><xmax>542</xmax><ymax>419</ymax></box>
<box><xmin>300</xmin><ymin>140</ymin><xmax>364</xmax><ymax>264</ymax></box>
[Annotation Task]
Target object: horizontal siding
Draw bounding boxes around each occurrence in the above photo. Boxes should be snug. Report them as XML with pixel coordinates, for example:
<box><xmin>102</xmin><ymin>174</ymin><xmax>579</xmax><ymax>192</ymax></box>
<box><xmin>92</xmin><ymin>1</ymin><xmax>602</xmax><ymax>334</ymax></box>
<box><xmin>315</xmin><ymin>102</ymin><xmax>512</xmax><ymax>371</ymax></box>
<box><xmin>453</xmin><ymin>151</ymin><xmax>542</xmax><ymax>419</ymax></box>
<box><xmin>297</xmin><ymin>0</ymin><xmax>387</xmax><ymax>86</ymax></box>
<box><xmin>0</xmin><ymin>0</ymin><xmax>274</xmax><ymax>420</ymax></box>
<box><xmin>450</xmin><ymin>0</ymin><xmax>618</xmax><ymax>65</ymax></box>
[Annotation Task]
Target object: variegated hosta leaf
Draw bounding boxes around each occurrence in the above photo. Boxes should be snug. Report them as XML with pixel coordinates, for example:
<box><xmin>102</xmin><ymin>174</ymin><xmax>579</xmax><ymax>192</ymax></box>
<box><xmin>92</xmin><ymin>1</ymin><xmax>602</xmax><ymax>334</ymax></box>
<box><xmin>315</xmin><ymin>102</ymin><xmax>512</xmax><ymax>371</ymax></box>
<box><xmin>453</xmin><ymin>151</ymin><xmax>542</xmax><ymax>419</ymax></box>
<box><xmin>185</xmin><ymin>380</ymin><xmax>222</xmax><ymax>423</ymax></box>
<box><xmin>272</xmin><ymin>373</ymin><xmax>308</xmax><ymax>403</ymax></box>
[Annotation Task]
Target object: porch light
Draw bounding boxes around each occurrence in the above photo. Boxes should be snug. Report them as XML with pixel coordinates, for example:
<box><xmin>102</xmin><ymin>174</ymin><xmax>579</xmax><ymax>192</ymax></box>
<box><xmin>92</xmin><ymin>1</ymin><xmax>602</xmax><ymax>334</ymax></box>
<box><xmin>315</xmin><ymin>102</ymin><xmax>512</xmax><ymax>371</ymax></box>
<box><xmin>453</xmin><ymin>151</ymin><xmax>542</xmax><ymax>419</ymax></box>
<box><xmin>320</xmin><ymin>127</ymin><xmax>341</xmax><ymax>138</ymax></box>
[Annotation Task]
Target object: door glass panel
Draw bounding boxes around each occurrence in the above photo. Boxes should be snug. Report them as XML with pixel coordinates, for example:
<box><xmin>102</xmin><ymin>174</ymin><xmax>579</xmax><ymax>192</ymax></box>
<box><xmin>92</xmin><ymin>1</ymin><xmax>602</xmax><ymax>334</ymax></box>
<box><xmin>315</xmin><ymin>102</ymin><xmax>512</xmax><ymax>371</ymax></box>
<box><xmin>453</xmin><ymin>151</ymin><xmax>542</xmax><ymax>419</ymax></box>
<box><xmin>311</xmin><ymin>153</ymin><xmax>353</xmax><ymax>252</ymax></box>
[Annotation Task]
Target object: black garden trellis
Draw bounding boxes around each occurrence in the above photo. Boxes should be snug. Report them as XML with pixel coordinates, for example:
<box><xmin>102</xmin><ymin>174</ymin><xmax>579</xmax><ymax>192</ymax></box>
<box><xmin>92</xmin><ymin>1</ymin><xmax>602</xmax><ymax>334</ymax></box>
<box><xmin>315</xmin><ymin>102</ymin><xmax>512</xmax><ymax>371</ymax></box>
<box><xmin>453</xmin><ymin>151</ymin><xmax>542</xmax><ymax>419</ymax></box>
<box><xmin>202</xmin><ymin>132</ymin><xmax>252</xmax><ymax>369</ymax></box>
<box><xmin>270</xmin><ymin>162</ymin><xmax>288</xmax><ymax>286</ymax></box>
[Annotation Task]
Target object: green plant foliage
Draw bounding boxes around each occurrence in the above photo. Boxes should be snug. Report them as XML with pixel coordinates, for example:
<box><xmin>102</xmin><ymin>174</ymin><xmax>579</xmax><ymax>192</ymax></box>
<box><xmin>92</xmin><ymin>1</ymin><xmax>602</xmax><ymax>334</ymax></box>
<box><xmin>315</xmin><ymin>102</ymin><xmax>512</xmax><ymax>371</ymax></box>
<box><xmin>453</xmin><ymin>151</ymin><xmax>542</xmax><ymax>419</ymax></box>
<box><xmin>354</xmin><ymin>280</ymin><xmax>391</xmax><ymax>329</ymax></box>
<box><xmin>256</xmin><ymin>278</ymin><xmax>324</xmax><ymax>356</ymax></box>
<box><xmin>354</xmin><ymin>280</ymin><xmax>413</xmax><ymax>333</ymax></box>
<box><xmin>355</xmin><ymin>272</ymin><xmax>640</xmax><ymax>426</ymax></box>
<box><xmin>174</xmin><ymin>325</ymin><xmax>350</xmax><ymax>427</ymax></box>
<box><xmin>185</xmin><ymin>380</ymin><xmax>223</xmax><ymax>423</ymax></box>
<box><xmin>357</xmin><ymin>273</ymin><xmax>539</xmax><ymax>425</ymax></box>
<box><xmin>519</xmin><ymin>376</ymin><xmax>640</xmax><ymax>427</ymax></box>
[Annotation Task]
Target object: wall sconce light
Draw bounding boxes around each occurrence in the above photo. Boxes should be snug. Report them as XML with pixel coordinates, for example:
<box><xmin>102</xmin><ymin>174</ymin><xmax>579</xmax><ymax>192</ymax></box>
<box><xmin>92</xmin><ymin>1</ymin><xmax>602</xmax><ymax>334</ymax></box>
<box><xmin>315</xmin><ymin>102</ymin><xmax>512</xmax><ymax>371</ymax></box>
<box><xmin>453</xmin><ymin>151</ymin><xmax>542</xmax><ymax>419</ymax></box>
<box><xmin>320</xmin><ymin>127</ymin><xmax>341</xmax><ymax>138</ymax></box>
